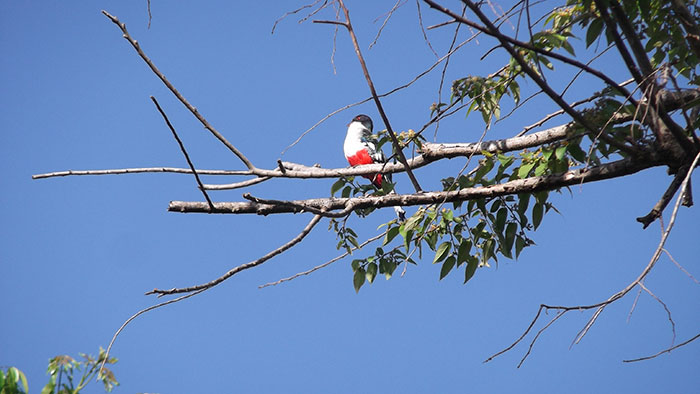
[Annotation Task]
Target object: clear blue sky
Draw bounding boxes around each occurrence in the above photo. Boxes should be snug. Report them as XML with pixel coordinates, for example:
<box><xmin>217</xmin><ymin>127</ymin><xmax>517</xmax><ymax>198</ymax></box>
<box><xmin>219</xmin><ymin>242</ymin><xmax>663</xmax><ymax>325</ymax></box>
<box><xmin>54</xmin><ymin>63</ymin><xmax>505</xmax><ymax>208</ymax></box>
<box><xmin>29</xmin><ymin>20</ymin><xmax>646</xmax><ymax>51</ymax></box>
<box><xmin>2</xmin><ymin>1</ymin><xmax>698</xmax><ymax>393</ymax></box>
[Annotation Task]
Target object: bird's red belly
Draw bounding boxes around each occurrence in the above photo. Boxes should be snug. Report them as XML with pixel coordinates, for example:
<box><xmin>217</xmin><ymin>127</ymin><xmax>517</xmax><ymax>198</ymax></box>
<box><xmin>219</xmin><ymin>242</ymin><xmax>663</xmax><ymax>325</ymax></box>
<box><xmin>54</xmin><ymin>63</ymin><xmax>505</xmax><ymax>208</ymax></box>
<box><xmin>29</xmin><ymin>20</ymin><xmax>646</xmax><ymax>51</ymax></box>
<box><xmin>346</xmin><ymin>149</ymin><xmax>382</xmax><ymax>187</ymax></box>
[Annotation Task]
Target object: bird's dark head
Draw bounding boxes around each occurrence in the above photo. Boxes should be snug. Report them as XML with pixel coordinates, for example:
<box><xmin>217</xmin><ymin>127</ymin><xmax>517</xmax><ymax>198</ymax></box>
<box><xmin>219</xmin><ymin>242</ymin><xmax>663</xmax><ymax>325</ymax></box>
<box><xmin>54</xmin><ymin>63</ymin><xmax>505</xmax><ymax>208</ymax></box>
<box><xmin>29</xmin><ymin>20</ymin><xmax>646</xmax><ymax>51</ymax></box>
<box><xmin>350</xmin><ymin>114</ymin><xmax>373</xmax><ymax>132</ymax></box>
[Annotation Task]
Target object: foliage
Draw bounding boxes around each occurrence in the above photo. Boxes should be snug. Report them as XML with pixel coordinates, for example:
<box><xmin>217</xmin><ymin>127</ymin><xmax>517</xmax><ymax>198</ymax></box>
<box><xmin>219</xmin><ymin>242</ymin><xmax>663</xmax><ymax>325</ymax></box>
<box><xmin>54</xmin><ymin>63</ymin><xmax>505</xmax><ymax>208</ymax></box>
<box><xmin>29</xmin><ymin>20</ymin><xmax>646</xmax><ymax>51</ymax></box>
<box><xmin>332</xmin><ymin>0</ymin><xmax>700</xmax><ymax>292</ymax></box>
<box><xmin>1</xmin><ymin>349</ymin><xmax>118</xmax><ymax>394</ymax></box>
<box><xmin>0</xmin><ymin>367</ymin><xmax>28</xmax><ymax>394</ymax></box>
<box><xmin>41</xmin><ymin>348</ymin><xmax>119</xmax><ymax>394</ymax></box>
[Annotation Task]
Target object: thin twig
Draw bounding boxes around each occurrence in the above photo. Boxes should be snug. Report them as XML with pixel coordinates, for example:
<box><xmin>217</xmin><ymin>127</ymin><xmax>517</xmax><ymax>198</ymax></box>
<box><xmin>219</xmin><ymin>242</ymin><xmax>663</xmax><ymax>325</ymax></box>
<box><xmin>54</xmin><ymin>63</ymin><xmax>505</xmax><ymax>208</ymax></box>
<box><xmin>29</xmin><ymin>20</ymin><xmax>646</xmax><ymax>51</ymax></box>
<box><xmin>259</xmin><ymin>231</ymin><xmax>387</xmax><ymax>288</ymax></box>
<box><xmin>573</xmin><ymin>152</ymin><xmax>700</xmax><ymax>345</ymax></box>
<box><xmin>637</xmin><ymin>281</ymin><xmax>676</xmax><ymax>346</ymax></box>
<box><xmin>369</xmin><ymin>0</ymin><xmax>406</xmax><ymax>49</ymax></box>
<box><xmin>146</xmin><ymin>0</ymin><xmax>152</xmax><ymax>29</ymax></box>
<box><xmin>422</xmin><ymin>0</ymin><xmax>636</xmax><ymax>104</ymax></box>
<box><xmin>321</xmin><ymin>0</ymin><xmax>424</xmax><ymax>193</ymax></box>
<box><xmin>203</xmin><ymin>176</ymin><xmax>271</xmax><ymax>191</ymax></box>
<box><xmin>271</xmin><ymin>0</ymin><xmax>327</xmax><ymax>34</ymax></box>
<box><xmin>146</xmin><ymin>214</ymin><xmax>323</xmax><ymax>296</ymax></box>
<box><xmin>102</xmin><ymin>11</ymin><xmax>255</xmax><ymax>170</ymax></box>
<box><xmin>662</xmin><ymin>248</ymin><xmax>700</xmax><ymax>284</ymax></box>
<box><xmin>99</xmin><ymin>288</ymin><xmax>206</xmax><ymax>377</ymax></box>
<box><xmin>623</xmin><ymin>331</ymin><xmax>700</xmax><ymax>363</ymax></box>
<box><xmin>415</xmin><ymin>0</ymin><xmax>439</xmax><ymax>57</ymax></box>
<box><xmin>32</xmin><ymin>167</ymin><xmax>247</xmax><ymax>179</ymax></box>
<box><xmin>151</xmin><ymin>96</ymin><xmax>214</xmax><ymax>211</ymax></box>
<box><xmin>485</xmin><ymin>150</ymin><xmax>700</xmax><ymax>365</ymax></box>
<box><xmin>517</xmin><ymin>310</ymin><xmax>566</xmax><ymax>368</ymax></box>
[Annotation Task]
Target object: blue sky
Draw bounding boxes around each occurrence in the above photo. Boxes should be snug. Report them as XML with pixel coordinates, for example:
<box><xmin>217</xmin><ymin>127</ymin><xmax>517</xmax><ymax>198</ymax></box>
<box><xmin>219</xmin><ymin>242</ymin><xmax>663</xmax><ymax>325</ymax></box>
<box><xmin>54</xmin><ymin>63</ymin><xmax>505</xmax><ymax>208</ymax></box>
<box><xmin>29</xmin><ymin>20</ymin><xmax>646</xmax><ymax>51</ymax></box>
<box><xmin>2</xmin><ymin>1</ymin><xmax>699</xmax><ymax>393</ymax></box>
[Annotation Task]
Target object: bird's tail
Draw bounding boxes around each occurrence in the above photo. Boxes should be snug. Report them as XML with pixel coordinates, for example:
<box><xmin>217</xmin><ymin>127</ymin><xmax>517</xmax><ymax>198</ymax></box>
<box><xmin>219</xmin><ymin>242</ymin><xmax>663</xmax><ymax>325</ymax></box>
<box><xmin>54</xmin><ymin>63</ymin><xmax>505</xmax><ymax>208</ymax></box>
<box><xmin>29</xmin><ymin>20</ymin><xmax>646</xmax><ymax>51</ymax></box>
<box><xmin>389</xmin><ymin>189</ymin><xmax>406</xmax><ymax>222</ymax></box>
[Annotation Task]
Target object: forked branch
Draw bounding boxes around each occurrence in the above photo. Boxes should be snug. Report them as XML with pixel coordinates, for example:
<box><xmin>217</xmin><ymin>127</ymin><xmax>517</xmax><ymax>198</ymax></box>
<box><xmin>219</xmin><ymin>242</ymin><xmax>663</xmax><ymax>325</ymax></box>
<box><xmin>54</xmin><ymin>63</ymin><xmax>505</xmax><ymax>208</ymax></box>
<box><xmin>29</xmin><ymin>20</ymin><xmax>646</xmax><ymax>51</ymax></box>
<box><xmin>484</xmin><ymin>151</ymin><xmax>700</xmax><ymax>366</ymax></box>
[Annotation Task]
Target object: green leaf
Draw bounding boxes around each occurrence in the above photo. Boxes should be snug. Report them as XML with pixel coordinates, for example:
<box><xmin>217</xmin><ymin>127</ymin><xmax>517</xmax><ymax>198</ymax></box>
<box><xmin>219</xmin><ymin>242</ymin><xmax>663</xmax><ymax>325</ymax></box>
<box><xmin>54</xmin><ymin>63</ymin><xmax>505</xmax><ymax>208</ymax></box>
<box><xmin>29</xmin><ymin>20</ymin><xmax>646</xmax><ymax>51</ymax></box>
<box><xmin>532</xmin><ymin>202</ymin><xmax>544</xmax><ymax>229</ymax></box>
<box><xmin>353</xmin><ymin>267</ymin><xmax>366</xmax><ymax>293</ymax></box>
<box><xmin>505</xmin><ymin>222</ymin><xmax>517</xmax><ymax>255</ymax></box>
<box><xmin>555</xmin><ymin>145</ymin><xmax>567</xmax><ymax>161</ymax></box>
<box><xmin>474</xmin><ymin>159</ymin><xmax>494</xmax><ymax>182</ymax></box>
<box><xmin>443</xmin><ymin>209</ymin><xmax>454</xmax><ymax>222</ymax></box>
<box><xmin>366</xmin><ymin>262</ymin><xmax>378</xmax><ymax>284</ymax></box>
<box><xmin>401</xmin><ymin>214</ymin><xmax>422</xmax><ymax>235</ymax></box>
<box><xmin>498</xmin><ymin>153</ymin><xmax>515</xmax><ymax>168</ymax></box>
<box><xmin>383</xmin><ymin>226</ymin><xmax>400</xmax><ymax>246</ymax></box>
<box><xmin>440</xmin><ymin>256</ymin><xmax>456</xmax><ymax>280</ymax></box>
<box><xmin>379</xmin><ymin>259</ymin><xmax>397</xmax><ymax>280</ymax></box>
<box><xmin>567</xmin><ymin>142</ymin><xmax>587</xmax><ymax>162</ymax></box>
<box><xmin>433</xmin><ymin>242</ymin><xmax>451</xmax><ymax>264</ymax></box>
<box><xmin>534</xmin><ymin>161</ymin><xmax>548</xmax><ymax>176</ymax></box>
<box><xmin>7</xmin><ymin>367</ymin><xmax>18</xmax><ymax>386</ymax></box>
<box><xmin>464</xmin><ymin>255</ymin><xmax>478</xmax><ymax>283</ymax></box>
<box><xmin>341</xmin><ymin>186</ymin><xmax>352</xmax><ymax>198</ymax></box>
<box><xmin>18</xmin><ymin>369</ymin><xmax>28</xmax><ymax>393</ymax></box>
<box><xmin>42</xmin><ymin>379</ymin><xmax>56</xmax><ymax>394</ymax></box>
<box><xmin>457</xmin><ymin>239</ymin><xmax>472</xmax><ymax>265</ymax></box>
<box><xmin>482</xmin><ymin>238</ymin><xmax>494</xmax><ymax>264</ymax></box>
<box><xmin>495</xmin><ymin>207</ymin><xmax>507</xmax><ymax>232</ymax></box>
<box><xmin>330</xmin><ymin>178</ymin><xmax>345</xmax><ymax>196</ymax></box>
<box><xmin>517</xmin><ymin>193</ymin><xmax>530</xmax><ymax>216</ymax></box>
<box><xmin>586</xmin><ymin>18</ymin><xmax>604</xmax><ymax>48</ymax></box>
<box><xmin>515</xmin><ymin>236</ymin><xmax>526</xmax><ymax>258</ymax></box>
<box><xmin>561</xmin><ymin>40</ymin><xmax>575</xmax><ymax>56</ymax></box>
<box><xmin>517</xmin><ymin>162</ymin><xmax>536</xmax><ymax>178</ymax></box>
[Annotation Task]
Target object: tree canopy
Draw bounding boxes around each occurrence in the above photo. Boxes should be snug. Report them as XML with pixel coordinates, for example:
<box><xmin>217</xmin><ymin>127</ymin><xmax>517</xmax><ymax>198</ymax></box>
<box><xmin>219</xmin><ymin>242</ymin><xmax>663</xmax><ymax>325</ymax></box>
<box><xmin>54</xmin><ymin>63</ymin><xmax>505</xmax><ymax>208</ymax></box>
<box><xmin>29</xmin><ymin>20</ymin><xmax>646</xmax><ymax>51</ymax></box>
<box><xmin>5</xmin><ymin>0</ymin><xmax>700</xmax><ymax>392</ymax></box>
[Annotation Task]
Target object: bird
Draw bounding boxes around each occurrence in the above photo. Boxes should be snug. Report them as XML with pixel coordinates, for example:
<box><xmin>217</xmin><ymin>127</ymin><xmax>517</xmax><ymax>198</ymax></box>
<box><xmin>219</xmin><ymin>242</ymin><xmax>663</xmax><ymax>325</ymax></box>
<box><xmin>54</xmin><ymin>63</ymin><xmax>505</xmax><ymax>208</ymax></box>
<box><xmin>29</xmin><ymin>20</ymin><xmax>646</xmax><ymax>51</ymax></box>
<box><xmin>343</xmin><ymin>114</ymin><xmax>406</xmax><ymax>221</ymax></box>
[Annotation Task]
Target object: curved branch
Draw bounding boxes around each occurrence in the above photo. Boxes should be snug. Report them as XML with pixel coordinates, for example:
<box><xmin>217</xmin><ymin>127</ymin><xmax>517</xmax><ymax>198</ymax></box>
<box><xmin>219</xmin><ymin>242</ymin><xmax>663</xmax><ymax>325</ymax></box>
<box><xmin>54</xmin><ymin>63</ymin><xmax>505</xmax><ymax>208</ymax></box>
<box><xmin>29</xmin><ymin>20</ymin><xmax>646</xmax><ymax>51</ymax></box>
<box><xmin>259</xmin><ymin>230</ymin><xmax>387</xmax><ymax>288</ymax></box>
<box><xmin>623</xmin><ymin>331</ymin><xmax>700</xmax><ymax>363</ymax></box>
<box><xmin>485</xmin><ymin>150</ymin><xmax>700</xmax><ymax>366</ymax></box>
<box><xmin>146</xmin><ymin>214</ymin><xmax>323</xmax><ymax>296</ymax></box>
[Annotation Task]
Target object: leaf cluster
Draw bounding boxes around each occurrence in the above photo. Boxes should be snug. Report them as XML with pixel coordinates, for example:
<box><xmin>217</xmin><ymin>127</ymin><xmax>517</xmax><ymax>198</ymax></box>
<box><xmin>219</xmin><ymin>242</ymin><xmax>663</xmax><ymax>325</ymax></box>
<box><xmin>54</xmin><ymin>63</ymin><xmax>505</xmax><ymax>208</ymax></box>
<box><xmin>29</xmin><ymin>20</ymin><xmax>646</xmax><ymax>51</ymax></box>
<box><xmin>42</xmin><ymin>348</ymin><xmax>118</xmax><ymax>394</ymax></box>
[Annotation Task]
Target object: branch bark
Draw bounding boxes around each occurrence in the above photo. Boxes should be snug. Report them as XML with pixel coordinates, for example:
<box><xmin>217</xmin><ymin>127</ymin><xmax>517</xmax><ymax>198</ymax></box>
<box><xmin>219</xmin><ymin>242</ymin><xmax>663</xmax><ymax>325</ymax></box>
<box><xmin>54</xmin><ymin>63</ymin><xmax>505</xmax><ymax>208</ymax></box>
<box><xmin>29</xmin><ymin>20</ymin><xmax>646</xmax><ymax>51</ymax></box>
<box><xmin>169</xmin><ymin>156</ymin><xmax>661</xmax><ymax>215</ymax></box>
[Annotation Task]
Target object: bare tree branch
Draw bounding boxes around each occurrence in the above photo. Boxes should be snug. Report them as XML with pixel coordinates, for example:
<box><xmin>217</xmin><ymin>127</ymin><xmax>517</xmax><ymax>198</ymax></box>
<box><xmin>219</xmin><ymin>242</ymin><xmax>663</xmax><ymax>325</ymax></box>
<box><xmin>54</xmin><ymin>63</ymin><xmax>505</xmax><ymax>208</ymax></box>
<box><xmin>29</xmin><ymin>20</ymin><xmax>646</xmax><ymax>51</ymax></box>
<box><xmin>99</xmin><ymin>287</ymin><xmax>207</xmax><ymax>377</ymax></box>
<box><xmin>101</xmin><ymin>11</ymin><xmax>256</xmax><ymax>170</ymax></box>
<box><xmin>146</xmin><ymin>214</ymin><xmax>323</xmax><ymax>296</ymax></box>
<box><xmin>662</xmin><ymin>248</ymin><xmax>700</xmax><ymax>285</ymax></box>
<box><xmin>484</xmin><ymin>150</ymin><xmax>700</xmax><ymax>366</ymax></box>
<box><xmin>623</xmin><ymin>331</ymin><xmax>700</xmax><ymax>363</ymax></box>
<box><xmin>151</xmin><ymin>96</ymin><xmax>215</xmax><ymax>211</ymax></box>
<box><xmin>259</xmin><ymin>230</ymin><xmax>387</xmax><ymax>288</ymax></box>
<box><xmin>32</xmin><ymin>167</ymin><xmax>248</xmax><ymax>179</ymax></box>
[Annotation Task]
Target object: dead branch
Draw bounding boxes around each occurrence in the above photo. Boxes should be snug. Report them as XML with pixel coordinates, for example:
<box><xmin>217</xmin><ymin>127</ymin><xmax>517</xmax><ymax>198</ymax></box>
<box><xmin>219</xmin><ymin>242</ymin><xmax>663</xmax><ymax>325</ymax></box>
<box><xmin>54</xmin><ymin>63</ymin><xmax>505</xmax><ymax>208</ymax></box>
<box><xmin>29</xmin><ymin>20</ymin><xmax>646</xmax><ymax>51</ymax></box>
<box><xmin>102</xmin><ymin>11</ymin><xmax>255</xmax><ymax>170</ymax></box>
<box><xmin>151</xmin><ymin>96</ymin><xmax>214</xmax><ymax>210</ymax></box>
<box><xmin>146</xmin><ymin>214</ymin><xmax>323</xmax><ymax>296</ymax></box>
<box><xmin>623</xmin><ymin>331</ymin><xmax>700</xmax><ymax>363</ymax></box>
<box><xmin>259</xmin><ymin>230</ymin><xmax>387</xmax><ymax>288</ymax></box>
<box><xmin>32</xmin><ymin>167</ymin><xmax>247</xmax><ymax>179</ymax></box>
<box><xmin>484</xmin><ymin>151</ymin><xmax>700</xmax><ymax>366</ymax></box>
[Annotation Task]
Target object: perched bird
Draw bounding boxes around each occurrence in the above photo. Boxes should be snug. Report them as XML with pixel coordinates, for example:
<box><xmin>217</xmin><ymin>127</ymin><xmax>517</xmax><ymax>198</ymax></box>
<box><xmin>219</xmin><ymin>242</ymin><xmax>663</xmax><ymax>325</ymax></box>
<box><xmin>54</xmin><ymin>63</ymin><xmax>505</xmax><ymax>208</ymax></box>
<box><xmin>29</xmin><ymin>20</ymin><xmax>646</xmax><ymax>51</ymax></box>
<box><xmin>343</xmin><ymin>114</ymin><xmax>406</xmax><ymax>221</ymax></box>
